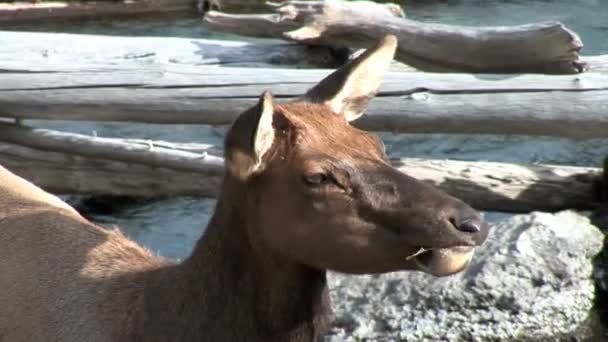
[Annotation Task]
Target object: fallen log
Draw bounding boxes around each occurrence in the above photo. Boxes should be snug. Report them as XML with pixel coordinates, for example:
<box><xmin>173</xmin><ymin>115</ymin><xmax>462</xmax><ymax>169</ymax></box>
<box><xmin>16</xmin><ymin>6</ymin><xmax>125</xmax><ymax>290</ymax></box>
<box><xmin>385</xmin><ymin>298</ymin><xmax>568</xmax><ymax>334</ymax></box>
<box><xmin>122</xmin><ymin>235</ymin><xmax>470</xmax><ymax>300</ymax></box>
<box><xmin>0</xmin><ymin>124</ymin><xmax>224</xmax><ymax>173</ymax></box>
<box><xmin>2</xmin><ymin>62</ymin><xmax>608</xmax><ymax>139</ymax></box>
<box><xmin>0</xmin><ymin>0</ymin><xmax>197</xmax><ymax>23</ymax></box>
<box><xmin>582</xmin><ymin>55</ymin><xmax>608</xmax><ymax>73</ymax></box>
<box><xmin>0</xmin><ymin>31</ymin><xmax>345</xmax><ymax>69</ymax></box>
<box><xmin>0</xmin><ymin>124</ymin><xmax>601</xmax><ymax>213</ymax></box>
<box><xmin>204</xmin><ymin>0</ymin><xmax>585</xmax><ymax>74</ymax></box>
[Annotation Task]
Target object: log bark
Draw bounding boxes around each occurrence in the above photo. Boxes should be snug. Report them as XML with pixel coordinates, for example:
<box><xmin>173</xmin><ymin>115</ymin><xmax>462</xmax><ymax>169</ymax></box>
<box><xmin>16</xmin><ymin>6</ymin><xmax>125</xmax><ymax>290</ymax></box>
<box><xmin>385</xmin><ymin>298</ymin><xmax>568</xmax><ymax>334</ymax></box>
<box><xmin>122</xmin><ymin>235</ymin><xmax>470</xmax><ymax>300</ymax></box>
<box><xmin>0</xmin><ymin>124</ymin><xmax>601</xmax><ymax>213</ymax></box>
<box><xmin>0</xmin><ymin>124</ymin><xmax>224</xmax><ymax>173</ymax></box>
<box><xmin>0</xmin><ymin>0</ymin><xmax>197</xmax><ymax>23</ymax></box>
<box><xmin>0</xmin><ymin>31</ymin><xmax>345</xmax><ymax>69</ymax></box>
<box><xmin>581</xmin><ymin>55</ymin><xmax>608</xmax><ymax>73</ymax></box>
<box><xmin>204</xmin><ymin>0</ymin><xmax>586</xmax><ymax>74</ymax></box>
<box><xmin>2</xmin><ymin>60</ymin><xmax>608</xmax><ymax>139</ymax></box>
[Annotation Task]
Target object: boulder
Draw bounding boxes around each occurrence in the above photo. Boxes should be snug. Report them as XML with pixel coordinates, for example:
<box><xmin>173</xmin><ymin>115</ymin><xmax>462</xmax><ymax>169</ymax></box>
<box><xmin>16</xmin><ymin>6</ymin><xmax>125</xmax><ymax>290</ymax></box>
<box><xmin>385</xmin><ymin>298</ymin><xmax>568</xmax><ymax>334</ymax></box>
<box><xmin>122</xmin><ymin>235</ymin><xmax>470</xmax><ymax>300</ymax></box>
<box><xmin>326</xmin><ymin>211</ymin><xmax>604</xmax><ymax>341</ymax></box>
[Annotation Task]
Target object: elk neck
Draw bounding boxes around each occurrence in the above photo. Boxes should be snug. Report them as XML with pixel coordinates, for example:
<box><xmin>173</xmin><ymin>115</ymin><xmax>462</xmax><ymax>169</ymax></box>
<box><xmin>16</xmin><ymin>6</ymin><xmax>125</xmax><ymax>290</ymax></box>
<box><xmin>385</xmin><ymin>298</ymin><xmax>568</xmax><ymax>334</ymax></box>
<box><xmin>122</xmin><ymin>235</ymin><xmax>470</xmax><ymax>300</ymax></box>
<box><xmin>176</xmin><ymin>176</ymin><xmax>333</xmax><ymax>341</ymax></box>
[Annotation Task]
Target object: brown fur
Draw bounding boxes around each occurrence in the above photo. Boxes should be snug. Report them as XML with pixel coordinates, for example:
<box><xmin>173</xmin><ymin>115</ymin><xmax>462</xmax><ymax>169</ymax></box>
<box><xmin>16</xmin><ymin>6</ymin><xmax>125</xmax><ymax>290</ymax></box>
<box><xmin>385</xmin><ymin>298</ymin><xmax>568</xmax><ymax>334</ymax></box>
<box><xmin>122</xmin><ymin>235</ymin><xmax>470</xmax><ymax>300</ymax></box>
<box><xmin>0</xmin><ymin>36</ymin><xmax>488</xmax><ymax>342</ymax></box>
<box><xmin>0</xmin><ymin>165</ymin><xmax>330</xmax><ymax>342</ymax></box>
<box><xmin>278</xmin><ymin>102</ymin><xmax>386</xmax><ymax>162</ymax></box>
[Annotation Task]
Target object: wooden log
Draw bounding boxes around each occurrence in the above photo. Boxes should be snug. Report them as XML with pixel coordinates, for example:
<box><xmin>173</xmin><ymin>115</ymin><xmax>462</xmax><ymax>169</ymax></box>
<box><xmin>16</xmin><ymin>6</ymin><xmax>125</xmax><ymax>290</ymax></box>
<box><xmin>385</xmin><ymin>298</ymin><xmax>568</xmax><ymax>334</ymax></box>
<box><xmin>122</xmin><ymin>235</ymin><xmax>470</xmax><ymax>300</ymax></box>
<box><xmin>0</xmin><ymin>123</ymin><xmax>224</xmax><ymax>198</ymax></box>
<box><xmin>392</xmin><ymin>159</ymin><xmax>600</xmax><ymax>213</ymax></box>
<box><xmin>0</xmin><ymin>31</ymin><xmax>345</xmax><ymax>69</ymax></box>
<box><xmin>0</xmin><ymin>0</ymin><xmax>197</xmax><ymax>23</ymax></box>
<box><xmin>3</xmin><ymin>30</ymin><xmax>604</xmax><ymax>73</ymax></box>
<box><xmin>0</xmin><ymin>124</ymin><xmax>224</xmax><ymax>173</ymax></box>
<box><xmin>582</xmin><ymin>55</ymin><xmax>608</xmax><ymax>73</ymax></box>
<box><xmin>0</xmin><ymin>124</ymin><xmax>601</xmax><ymax>212</ymax></box>
<box><xmin>203</xmin><ymin>0</ymin><xmax>585</xmax><ymax>74</ymax></box>
<box><xmin>391</xmin><ymin>58</ymin><xmax>608</xmax><ymax>74</ymax></box>
<box><xmin>2</xmin><ymin>61</ymin><xmax>608</xmax><ymax>139</ymax></box>
<box><xmin>0</xmin><ymin>143</ymin><xmax>223</xmax><ymax>198</ymax></box>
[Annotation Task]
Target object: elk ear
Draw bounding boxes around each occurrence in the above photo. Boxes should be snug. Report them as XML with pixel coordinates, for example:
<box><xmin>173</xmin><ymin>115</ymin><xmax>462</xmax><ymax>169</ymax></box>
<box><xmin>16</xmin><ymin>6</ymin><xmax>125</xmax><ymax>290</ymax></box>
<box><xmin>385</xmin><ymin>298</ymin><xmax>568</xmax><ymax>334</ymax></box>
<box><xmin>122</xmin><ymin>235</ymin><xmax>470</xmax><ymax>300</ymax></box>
<box><xmin>304</xmin><ymin>35</ymin><xmax>397</xmax><ymax>122</ymax></box>
<box><xmin>225</xmin><ymin>91</ymin><xmax>276</xmax><ymax>179</ymax></box>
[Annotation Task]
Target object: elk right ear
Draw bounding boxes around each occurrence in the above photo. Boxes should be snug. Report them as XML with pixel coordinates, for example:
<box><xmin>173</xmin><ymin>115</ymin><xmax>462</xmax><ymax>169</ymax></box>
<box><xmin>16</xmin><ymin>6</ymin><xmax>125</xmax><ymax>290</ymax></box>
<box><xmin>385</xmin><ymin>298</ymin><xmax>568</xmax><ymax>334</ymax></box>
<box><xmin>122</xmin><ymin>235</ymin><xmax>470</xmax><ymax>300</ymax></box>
<box><xmin>225</xmin><ymin>91</ymin><xmax>276</xmax><ymax>180</ymax></box>
<box><xmin>303</xmin><ymin>35</ymin><xmax>397</xmax><ymax>122</ymax></box>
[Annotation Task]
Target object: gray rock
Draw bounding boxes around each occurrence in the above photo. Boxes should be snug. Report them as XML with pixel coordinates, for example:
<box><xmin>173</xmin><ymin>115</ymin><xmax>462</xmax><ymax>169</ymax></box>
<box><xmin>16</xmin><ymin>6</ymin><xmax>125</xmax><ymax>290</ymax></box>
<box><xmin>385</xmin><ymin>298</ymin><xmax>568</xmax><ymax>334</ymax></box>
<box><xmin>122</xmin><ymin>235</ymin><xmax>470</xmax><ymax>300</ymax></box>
<box><xmin>325</xmin><ymin>211</ymin><xmax>604</xmax><ymax>341</ymax></box>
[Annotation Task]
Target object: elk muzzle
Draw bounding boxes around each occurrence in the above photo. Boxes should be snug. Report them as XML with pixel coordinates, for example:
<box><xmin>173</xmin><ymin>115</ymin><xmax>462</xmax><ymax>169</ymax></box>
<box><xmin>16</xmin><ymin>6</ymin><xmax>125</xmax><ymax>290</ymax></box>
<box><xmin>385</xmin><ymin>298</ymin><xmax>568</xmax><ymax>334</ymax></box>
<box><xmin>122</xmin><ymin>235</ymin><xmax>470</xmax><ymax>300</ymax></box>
<box><xmin>357</xmin><ymin>163</ymin><xmax>489</xmax><ymax>276</ymax></box>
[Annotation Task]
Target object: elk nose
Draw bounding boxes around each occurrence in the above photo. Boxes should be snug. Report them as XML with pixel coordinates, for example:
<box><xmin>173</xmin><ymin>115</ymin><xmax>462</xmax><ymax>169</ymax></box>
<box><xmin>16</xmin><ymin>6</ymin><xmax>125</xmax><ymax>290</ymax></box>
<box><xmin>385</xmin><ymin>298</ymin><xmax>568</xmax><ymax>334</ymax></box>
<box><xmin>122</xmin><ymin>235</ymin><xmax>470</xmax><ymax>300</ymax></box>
<box><xmin>457</xmin><ymin>219</ymin><xmax>481</xmax><ymax>233</ymax></box>
<box><xmin>448</xmin><ymin>203</ymin><xmax>488</xmax><ymax>244</ymax></box>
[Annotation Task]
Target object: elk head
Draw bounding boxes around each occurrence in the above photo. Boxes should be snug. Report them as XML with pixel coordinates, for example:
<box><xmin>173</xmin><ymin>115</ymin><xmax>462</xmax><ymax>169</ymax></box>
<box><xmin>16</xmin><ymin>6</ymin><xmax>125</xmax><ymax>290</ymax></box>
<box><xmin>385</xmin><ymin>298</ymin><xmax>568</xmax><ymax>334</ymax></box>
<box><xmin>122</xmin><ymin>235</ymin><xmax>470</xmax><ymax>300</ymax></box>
<box><xmin>224</xmin><ymin>35</ymin><xmax>489</xmax><ymax>277</ymax></box>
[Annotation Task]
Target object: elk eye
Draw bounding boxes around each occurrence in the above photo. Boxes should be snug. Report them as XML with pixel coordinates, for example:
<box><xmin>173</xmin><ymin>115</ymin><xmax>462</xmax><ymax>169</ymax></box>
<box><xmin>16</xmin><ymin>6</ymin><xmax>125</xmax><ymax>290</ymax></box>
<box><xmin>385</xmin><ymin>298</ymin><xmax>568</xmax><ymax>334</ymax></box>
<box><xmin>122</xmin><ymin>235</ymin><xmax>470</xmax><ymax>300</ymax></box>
<box><xmin>303</xmin><ymin>173</ymin><xmax>332</xmax><ymax>186</ymax></box>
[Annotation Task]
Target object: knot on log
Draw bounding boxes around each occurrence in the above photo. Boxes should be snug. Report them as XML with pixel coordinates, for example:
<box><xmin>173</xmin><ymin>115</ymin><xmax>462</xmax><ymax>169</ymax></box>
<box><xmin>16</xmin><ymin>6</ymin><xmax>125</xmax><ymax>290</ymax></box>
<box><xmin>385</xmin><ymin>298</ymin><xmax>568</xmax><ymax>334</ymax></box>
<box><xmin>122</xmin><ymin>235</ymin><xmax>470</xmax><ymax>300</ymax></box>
<box><xmin>198</xmin><ymin>0</ymin><xmax>222</xmax><ymax>14</ymax></box>
<box><xmin>266</xmin><ymin>0</ymin><xmax>405</xmax><ymax>20</ymax></box>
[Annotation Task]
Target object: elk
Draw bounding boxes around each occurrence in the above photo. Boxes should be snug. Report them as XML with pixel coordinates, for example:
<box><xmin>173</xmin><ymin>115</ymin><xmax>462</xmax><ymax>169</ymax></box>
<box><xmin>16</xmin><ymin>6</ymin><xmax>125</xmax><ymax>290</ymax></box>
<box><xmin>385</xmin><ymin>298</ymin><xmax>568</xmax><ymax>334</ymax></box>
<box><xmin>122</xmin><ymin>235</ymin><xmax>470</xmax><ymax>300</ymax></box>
<box><xmin>0</xmin><ymin>35</ymin><xmax>488</xmax><ymax>342</ymax></box>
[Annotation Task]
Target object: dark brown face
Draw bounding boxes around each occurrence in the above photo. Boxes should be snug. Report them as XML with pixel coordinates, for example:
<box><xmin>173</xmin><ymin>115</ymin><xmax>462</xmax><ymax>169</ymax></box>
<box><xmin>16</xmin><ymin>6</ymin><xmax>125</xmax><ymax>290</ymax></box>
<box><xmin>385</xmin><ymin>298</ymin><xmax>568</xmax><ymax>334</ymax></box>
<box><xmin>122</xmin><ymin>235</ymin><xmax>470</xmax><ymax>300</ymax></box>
<box><xmin>245</xmin><ymin>103</ymin><xmax>488</xmax><ymax>276</ymax></box>
<box><xmin>224</xmin><ymin>35</ymin><xmax>489</xmax><ymax>277</ymax></box>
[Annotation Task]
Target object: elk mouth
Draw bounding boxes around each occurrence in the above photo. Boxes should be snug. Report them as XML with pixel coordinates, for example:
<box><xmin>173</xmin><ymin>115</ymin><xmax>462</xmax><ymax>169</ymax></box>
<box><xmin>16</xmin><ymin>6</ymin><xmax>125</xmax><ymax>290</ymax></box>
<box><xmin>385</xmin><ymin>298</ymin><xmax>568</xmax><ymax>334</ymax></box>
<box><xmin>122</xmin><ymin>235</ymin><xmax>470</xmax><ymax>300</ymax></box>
<box><xmin>407</xmin><ymin>245</ymin><xmax>475</xmax><ymax>277</ymax></box>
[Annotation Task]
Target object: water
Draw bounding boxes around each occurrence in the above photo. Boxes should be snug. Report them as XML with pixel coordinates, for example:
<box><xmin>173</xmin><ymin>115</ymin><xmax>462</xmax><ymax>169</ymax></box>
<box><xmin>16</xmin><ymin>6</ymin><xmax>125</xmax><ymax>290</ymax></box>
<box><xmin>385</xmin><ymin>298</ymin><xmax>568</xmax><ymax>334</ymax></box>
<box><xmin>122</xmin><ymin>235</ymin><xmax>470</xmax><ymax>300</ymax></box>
<box><xmin>82</xmin><ymin>196</ymin><xmax>216</xmax><ymax>260</ymax></box>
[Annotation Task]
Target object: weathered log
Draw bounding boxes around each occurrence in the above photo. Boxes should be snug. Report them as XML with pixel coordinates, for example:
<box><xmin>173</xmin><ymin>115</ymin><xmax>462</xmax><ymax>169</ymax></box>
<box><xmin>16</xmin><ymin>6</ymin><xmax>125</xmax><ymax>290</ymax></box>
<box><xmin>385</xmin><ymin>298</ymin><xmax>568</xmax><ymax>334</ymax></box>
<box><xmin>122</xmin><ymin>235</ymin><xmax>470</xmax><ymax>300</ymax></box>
<box><xmin>583</xmin><ymin>55</ymin><xmax>608</xmax><ymax>73</ymax></box>
<box><xmin>0</xmin><ymin>124</ymin><xmax>601</xmax><ymax>212</ymax></box>
<box><xmin>0</xmin><ymin>31</ymin><xmax>344</xmax><ymax>69</ymax></box>
<box><xmin>0</xmin><ymin>124</ymin><xmax>224</xmax><ymax>173</ymax></box>
<box><xmin>203</xmin><ymin>0</ymin><xmax>585</xmax><ymax>74</ymax></box>
<box><xmin>4</xmin><ymin>30</ymin><xmax>603</xmax><ymax>73</ymax></box>
<box><xmin>0</xmin><ymin>0</ymin><xmax>197</xmax><ymax>23</ymax></box>
<box><xmin>2</xmin><ymin>60</ymin><xmax>608</xmax><ymax>139</ymax></box>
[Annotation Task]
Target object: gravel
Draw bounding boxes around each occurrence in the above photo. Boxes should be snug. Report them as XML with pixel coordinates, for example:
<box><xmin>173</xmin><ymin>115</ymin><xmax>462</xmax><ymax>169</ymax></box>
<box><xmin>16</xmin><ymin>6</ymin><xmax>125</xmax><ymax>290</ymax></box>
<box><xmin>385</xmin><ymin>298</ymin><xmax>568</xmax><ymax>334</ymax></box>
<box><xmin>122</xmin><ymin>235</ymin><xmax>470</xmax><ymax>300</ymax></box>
<box><xmin>325</xmin><ymin>211</ymin><xmax>605</xmax><ymax>341</ymax></box>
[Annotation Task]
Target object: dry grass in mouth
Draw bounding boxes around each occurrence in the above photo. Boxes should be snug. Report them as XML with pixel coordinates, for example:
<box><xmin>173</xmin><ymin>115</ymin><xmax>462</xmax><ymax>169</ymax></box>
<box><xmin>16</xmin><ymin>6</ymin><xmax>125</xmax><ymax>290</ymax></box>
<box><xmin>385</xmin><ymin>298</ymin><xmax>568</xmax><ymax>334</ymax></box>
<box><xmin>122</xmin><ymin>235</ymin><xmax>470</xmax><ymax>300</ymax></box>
<box><xmin>406</xmin><ymin>247</ymin><xmax>431</xmax><ymax>261</ymax></box>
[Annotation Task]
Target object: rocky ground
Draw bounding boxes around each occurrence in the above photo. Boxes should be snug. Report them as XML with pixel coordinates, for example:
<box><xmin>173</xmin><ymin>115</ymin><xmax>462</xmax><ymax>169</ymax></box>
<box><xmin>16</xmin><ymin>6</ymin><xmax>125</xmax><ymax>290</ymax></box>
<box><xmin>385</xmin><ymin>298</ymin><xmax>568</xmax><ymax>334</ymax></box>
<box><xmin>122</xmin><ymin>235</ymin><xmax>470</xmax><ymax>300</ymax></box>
<box><xmin>324</xmin><ymin>211</ymin><xmax>605</xmax><ymax>341</ymax></box>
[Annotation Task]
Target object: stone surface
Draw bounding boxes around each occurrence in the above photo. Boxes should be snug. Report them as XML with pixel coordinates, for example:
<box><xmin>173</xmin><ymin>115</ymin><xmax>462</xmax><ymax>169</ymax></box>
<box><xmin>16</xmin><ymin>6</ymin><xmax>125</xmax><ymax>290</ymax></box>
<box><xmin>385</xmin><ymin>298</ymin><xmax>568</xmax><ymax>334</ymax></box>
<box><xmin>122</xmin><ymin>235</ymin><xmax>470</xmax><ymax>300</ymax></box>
<box><xmin>325</xmin><ymin>211</ymin><xmax>604</xmax><ymax>341</ymax></box>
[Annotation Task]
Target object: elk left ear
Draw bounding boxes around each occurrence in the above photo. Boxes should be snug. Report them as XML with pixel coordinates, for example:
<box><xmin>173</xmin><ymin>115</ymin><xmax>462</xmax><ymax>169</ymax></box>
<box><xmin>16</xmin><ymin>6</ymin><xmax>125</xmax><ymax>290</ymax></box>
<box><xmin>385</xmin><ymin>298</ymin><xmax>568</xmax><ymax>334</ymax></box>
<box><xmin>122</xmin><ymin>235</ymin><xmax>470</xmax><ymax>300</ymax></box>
<box><xmin>304</xmin><ymin>35</ymin><xmax>397</xmax><ymax>122</ymax></box>
<box><xmin>225</xmin><ymin>91</ymin><xmax>276</xmax><ymax>180</ymax></box>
